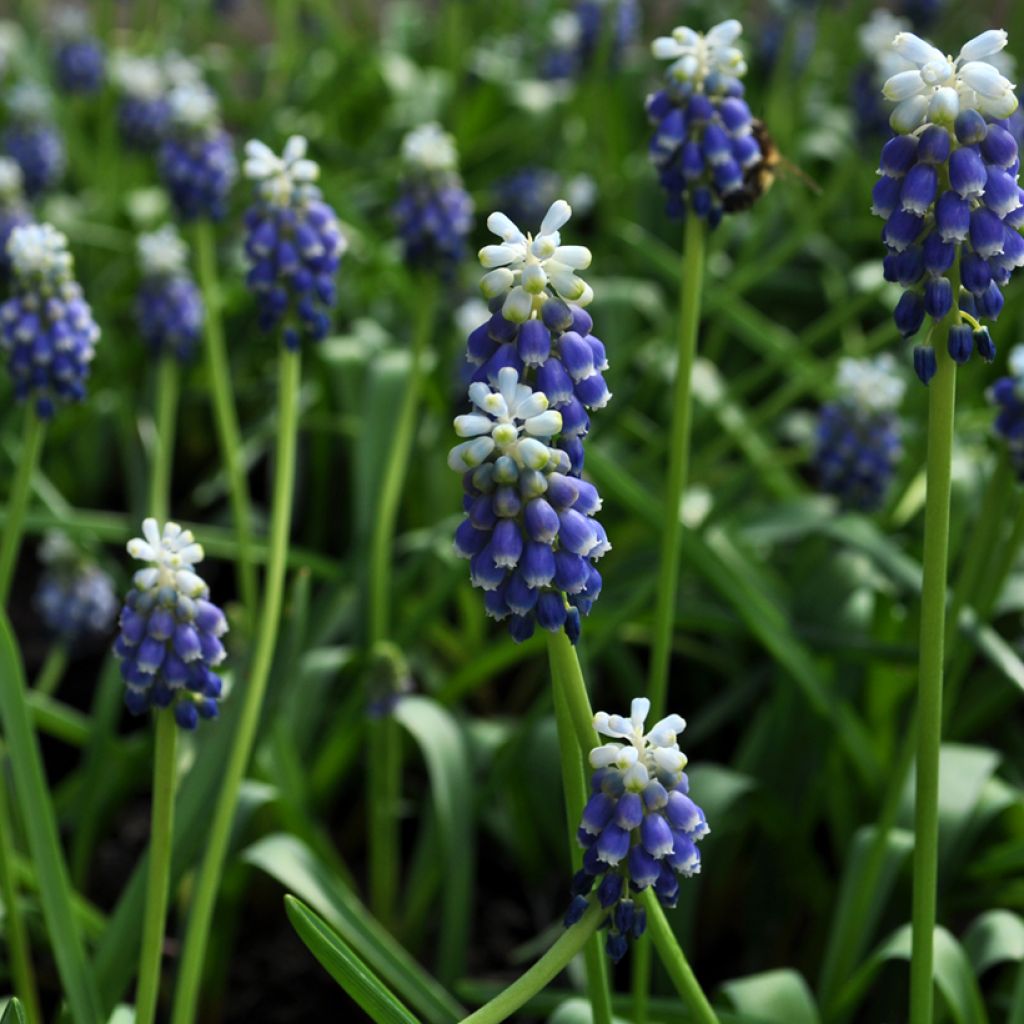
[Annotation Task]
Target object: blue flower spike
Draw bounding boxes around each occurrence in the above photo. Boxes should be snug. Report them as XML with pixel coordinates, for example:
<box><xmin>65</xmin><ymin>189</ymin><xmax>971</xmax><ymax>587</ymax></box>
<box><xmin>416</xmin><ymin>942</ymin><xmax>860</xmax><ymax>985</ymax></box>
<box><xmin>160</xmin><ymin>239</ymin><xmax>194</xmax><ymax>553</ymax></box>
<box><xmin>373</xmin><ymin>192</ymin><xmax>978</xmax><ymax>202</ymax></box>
<box><xmin>646</xmin><ymin>19</ymin><xmax>763</xmax><ymax>225</ymax></box>
<box><xmin>135</xmin><ymin>224</ymin><xmax>204</xmax><ymax>361</ymax></box>
<box><xmin>34</xmin><ymin>532</ymin><xmax>117</xmax><ymax>644</ymax></box>
<box><xmin>875</xmin><ymin>28</ymin><xmax>1023</xmax><ymax>381</ymax></box>
<box><xmin>3</xmin><ymin>82</ymin><xmax>66</xmax><ymax>198</ymax></box>
<box><xmin>988</xmin><ymin>346</ymin><xmax>1024</xmax><ymax>478</ymax></box>
<box><xmin>393</xmin><ymin>123</ymin><xmax>473</xmax><ymax>275</ymax></box>
<box><xmin>0</xmin><ymin>223</ymin><xmax>101</xmax><ymax>418</ymax></box>
<box><xmin>814</xmin><ymin>355</ymin><xmax>906</xmax><ymax>511</ymax></box>
<box><xmin>52</xmin><ymin>6</ymin><xmax>105</xmax><ymax>95</ymax></box>
<box><xmin>112</xmin><ymin>518</ymin><xmax>228</xmax><ymax>729</ymax></box>
<box><xmin>566</xmin><ymin>698</ymin><xmax>709</xmax><ymax>962</ymax></box>
<box><xmin>110</xmin><ymin>52</ymin><xmax>171</xmax><ymax>148</ymax></box>
<box><xmin>242</xmin><ymin>135</ymin><xmax>346</xmax><ymax>349</ymax></box>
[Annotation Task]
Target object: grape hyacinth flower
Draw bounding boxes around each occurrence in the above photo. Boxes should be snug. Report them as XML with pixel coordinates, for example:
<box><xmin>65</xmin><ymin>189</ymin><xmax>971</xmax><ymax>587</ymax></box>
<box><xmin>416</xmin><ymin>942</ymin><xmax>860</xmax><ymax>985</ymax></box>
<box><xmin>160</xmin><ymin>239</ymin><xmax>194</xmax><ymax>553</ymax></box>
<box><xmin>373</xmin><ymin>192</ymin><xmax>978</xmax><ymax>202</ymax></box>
<box><xmin>988</xmin><ymin>346</ymin><xmax>1024</xmax><ymax>478</ymax></box>
<box><xmin>646</xmin><ymin>19</ymin><xmax>765</xmax><ymax>225</ymax></box>
<box><xmin>393</xmin><ymin>123</ymin><xmax>473</xmax><ymax>275</ymax></box>
<box><xmin>0</xmin><ymin>158</ymin><xmax>32</xmax><ymax>281</ymax></box>
<box><xmin>448</xmin><ymin>367</ymin><xmax>608</xmax><ymax>644</ymax></box>
<box><xmin>874</xmin><ymin>29</ymin><xmax>1023</xmax><ymax>381</ymax></box>
<box><xmin>242</xmin><ymin>136</ymin><xmax>345</xmax><ymax>349</ymax></box>
<box><xmin>473</xmin><ymin>200</ymin><xmax>610</xmax><ymax>476</ymax></box>
<box><xmin>814</xmin><ymin>355</ymin><xmax>906</xmax><ymax>511</ymax></box>
<box><xmin>492</xmin><ymin>167</ymin><xmax>563</xmax><ymax>230</ymax></box>
<box><xmin>158</xmin><ymin>82</ymin><xmax>237</xmax><ymax>221</ymax></box>
<box><xmin>110</xmin><ymin>52</ymin><xmax>170</xmax><ymax>148</ymax></box>
<box><xmin>51</xmin><ymin>6</ymin><xmax>104</xmax><ymax>95</ymax></box>
<box><xmin>564</xmin><ymin>698</ymin><xmax>709</xmax><ymax>962</ymax></box>
<box><xmin>542</xmin><ymin>0</ymin><xmax>639</xmax><ymax>80</ymax></box>
<box><xmin>112</xmin><ymin>519</ymin><xmax>228</xmax><ymax>729</ymax></box>
<box><xmin>3</xmin><ymin>82</ymin><xmax>66</xmax><ymax>199</ymax></box>
<box><xmin>135</xmin><ymin>225</ymin><xmax>204</xmax><ymax>360</ymax></box>
<box><xmin>0</xmin><ymin>224</ymin><xmax>100</xmax><ymax>418</ymax></box>
<box><xmin>34</xmin><ymin>532</ymin><xmax>117</xmax><ymax>643</ymax></box>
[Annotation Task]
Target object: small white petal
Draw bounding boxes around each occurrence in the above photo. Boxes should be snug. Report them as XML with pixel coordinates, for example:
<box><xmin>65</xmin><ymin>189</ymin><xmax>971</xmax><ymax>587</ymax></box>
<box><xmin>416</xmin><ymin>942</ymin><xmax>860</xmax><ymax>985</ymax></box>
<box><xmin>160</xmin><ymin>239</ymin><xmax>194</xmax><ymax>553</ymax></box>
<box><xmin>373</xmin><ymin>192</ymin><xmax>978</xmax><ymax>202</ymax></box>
<box><xmin>447</xmin><ymin>437</ymin><xmax>495</xmax><ymax>472</ymax></box>
<box><xmin>928</xmin><ymin>86</ymin><xmax>959</xmax><ymax>124</ymax></box>
<box><xmin>892</xmin><ymin>32</ymin><xmax>945</xmax><ymax>66</ymax></box>
<box><xmin>706</xmin><ymin>19</ymin><xmax>742</xmax><ymax>46</ymax></box>
<box><xmin>516</xmin><ymin>393</ymin><xmax>550</xmax><ymax>420</ymax></box>
<box><xmin>589</xmin><ymin>741</ymin><xmax>622</xmax><ymax>768</ymax></box>
<box><xmin>651</xmin><ymin>36</ymin><xmax>685</xmax><ymax>60</ymax></box>
<box><xmin>486</xmin><ymin>211</ymin><xmax>525</xmax><ymax>243</ymax></box>
<box><xmin>133</xmin><ymin>567</ymin><xmax>160</xmax><ymax>590</ymax></box>
<box><xmin>518</xmin><ymin>437</ymin><xmax>553</xmax><ymax>469</ymax></box>
<box><xmin>524</xmin><ymin>410</ymin><xmax>562</xmax><ymax>437</ymax></box>
<box><xmin>142</xmin><ymin>518</ymin><xmax>162</xmax><ymax>548</ymax></box>
<box><xmin>890</xmin><ymin>94</ymin><xmax>929</xmax><ymax>132</ymax></box>
<box><xmin>883</xmin><ymin>69</ymin><xmax>926</xmax><ymax>101</ymax></box>
<box><xmin>480</xmin><ymin>268</ymin><xmax>514</xmax><ymax>299</ymax></box>
<box><xmin>127</xmin><ymin>539</ymin><xmax>157</xmax><ymax>561</ymax></box>
<box><xmin>552</xmin><ymin>245</ymin><xmax>592</xmax><ymax>269</ymax></box>
<box><xmin>502</xmin><ymin>286</ymin><xmax>534</xmax><ymax>323</ymax></box>
<box><xmin>630</xmin><ymin>697</ymin><xmax>651</xmax><ymax>728</ymax></box>
<box><xmin>959</xmin><ymin>60</ymin><xmax>1014</xmax><ymax>98</ymax></box>
<box><xmin>479</xmin><ymin>244</ymin><xmax>518</xmax><ymax>269</ymax></box>
<box><xmin>453</xmin><ymin>413</ymin><xmax>494</xmax><ymax>438</ymax></box>
<box><xmin>540</xmin><ymin>199</ymin><xmax>572</xmax><ymax>236</ymax></box>
<box><xmin>959</xmin><ymin>29</ymin><xmax>1008</xmax><ymax>63</ymax></box>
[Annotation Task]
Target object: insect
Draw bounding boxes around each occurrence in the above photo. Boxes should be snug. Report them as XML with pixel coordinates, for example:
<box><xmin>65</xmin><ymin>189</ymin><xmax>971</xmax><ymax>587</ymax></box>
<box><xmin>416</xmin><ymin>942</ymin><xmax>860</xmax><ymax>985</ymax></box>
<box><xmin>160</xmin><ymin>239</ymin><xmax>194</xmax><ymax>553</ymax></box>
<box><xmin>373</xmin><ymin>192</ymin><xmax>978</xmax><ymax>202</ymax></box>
<box><xmin>722</xmin><ymin>118</ymin><xmax>819</xmax><ymax>211</ymax></box>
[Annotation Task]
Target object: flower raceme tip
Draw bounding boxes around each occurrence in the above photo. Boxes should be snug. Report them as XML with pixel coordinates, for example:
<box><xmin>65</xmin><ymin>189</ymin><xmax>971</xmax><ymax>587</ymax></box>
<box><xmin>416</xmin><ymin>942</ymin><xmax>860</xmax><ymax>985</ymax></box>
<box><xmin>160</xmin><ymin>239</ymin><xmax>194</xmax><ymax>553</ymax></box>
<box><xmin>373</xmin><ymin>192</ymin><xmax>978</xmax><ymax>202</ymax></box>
<box><xmin>651</xmin><ymin>20</ymin><xmax>747</xmax><ymax>93</ymax></box>
<box><xmin>244</xmin><ymin>135</ymin><xmax>320</xmax><ymax>206</ymax></box>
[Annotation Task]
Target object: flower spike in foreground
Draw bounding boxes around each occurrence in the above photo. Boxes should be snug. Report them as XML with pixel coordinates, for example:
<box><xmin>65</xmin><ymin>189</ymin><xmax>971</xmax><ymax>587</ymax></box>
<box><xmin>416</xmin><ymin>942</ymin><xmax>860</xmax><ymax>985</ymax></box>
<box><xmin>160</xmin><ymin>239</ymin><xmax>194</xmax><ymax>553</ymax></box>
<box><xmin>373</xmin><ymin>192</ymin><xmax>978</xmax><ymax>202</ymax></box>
<box><xmin>112</xmin><ymin>519</ymin><xmax>228</xmax><ymax>729</ymax></box>
<box><xmin>988</xmin><ymin>346</ymin><xmax>1024</xmax><ymax>478</ymax></box>
<box><xmin>814</xmin><ymin>355</ymin><xmax>905</xmax><ymax>511</ymax></box>
<box><xmin>646</xmin><ymin>19</ymin><xmax>767</xmax><ymax>225</ymax></box>
<box><xmin>874</xmin><ymin>28</ymin><xmax>1023</xmax><ymax>381</ymax></box>
<box><xmin>135</xmin><ymin>224</ymin><xmax>204</xmax><ymax>361</ymax></box>
<box><xmin>0</xmin><ymin>223</ymin><xmax>100</xmax><ymax>418</ymax></box>
<box><xmin>564</xmin><ymin>698</ymin><xmax>709</xmax><ymax>962</ymax></box>
<box><xmin>243</xmin><ymin>135</ymin><xmax>346</xmax><ymax>349</ymax></box>
<box><xmin>449</xmin><ymin>367</ymin><xmax>608</xmax><ymax>644</ymax></box>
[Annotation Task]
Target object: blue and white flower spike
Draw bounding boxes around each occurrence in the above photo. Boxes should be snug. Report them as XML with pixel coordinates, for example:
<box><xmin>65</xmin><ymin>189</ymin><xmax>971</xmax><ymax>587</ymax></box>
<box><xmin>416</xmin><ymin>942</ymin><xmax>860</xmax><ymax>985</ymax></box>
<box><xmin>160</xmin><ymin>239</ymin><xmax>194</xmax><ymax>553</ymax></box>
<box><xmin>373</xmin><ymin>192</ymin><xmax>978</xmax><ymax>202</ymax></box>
<box><xmin>874</xmin><ymin>28</ymin><xmax>1022</xmax><ymax>382</ymax></box>
<box><xmin>2</xmin><ymin>82</ymin><xmax>66</xmax><ymax>199</ymax></box>
<box><xmin>242</xmin><ymin>136</ymin><xmax>346</xmax><ymax>350</ymax></box>
<box><xmin>34</xmin><ymin>532</ymin><xmax>117</xmax><ymax>644</ymax></box>
<box><xmin>135</xmin><ymin>225</ymin><xmax>204</xmax><ymax>361</ymax></box>
<box><xmin>0</xmin><ymin>158</ymin><xmax>32</xmax><ymax>282</ymax></box>
<box><xmin>110</xmin><ymin>53</ymin><xmax>170</xmax><ymax>149</ymax></box>
<box><xmin>0</xmin><ymin>223</ymin><xmax>100</xmax><ymax>418</ymax></box>
<box><xmin>449</xmin><ymin>366</ymin><xmax>609</xmax><ymax>644</ymax></box>
<box><xmin>158</xmin><ymin>81</ymin><xmax>237</xmax><ymax>222</ymax></box>
<box><xmin>564</xmin><ymin>698</ymin><xmax>709</xmax><ymax>962</ymax></box>
<box><xmin>393</xmin><ymin>123</ymin><xmax>473</xmax><ymax>275</ymax></box>
<box><xmin>988</xmin><ymin>345</ymin><xmax>1024</xmax><ymax>478</ymax></box>
<box><xmin>112</xmin><ymin>519</ymin><xmax>228</xmax><ymax>730</ymax></box>
<box><xmin>646</xmin><ymin>19</ymin><xmax>762</xmax><ymax>225</ymax></box>
<box><xmin>51</xmin><ymin>6</ymin><xmax>104</xmax><ymax>95</ymax></box>
<box><xmin>814</xmin><ymin>355</ymin><xmax>906</xmax><ymax>511</ymax></box>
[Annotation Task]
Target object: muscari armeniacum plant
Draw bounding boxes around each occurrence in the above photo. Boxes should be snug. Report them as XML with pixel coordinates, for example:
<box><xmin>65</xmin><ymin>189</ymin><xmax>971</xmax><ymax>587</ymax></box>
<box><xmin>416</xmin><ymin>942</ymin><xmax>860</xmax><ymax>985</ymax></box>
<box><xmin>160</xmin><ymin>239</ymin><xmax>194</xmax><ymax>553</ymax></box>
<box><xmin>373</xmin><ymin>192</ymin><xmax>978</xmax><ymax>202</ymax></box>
<box><xmin>814</xmin><ymin>355</ymin><xmax>906</xmax><ymax>511</ymax></box>
<box><xmin>170</xmin><ymin>135</ymin><xmax>343</xmax><ymax>1024</ymax></box>
<box><xmin>3</xmin><ymin>81</ymin><xmax>66</xmax><ymax>198</ymax></box>
<box><xmin>874</xmin><ymin>27</ymin><xmax>1021</xmax><ymax>1024</ymax></box>
<box><xmin>136</xmin><ymin>224</ymin><xmax>204</xmax><ymax>361</ymax></box>
<box><xmin>110</xmin><ymin>52</ymin><xmax>171</xmax><ymax>149</ymax></box>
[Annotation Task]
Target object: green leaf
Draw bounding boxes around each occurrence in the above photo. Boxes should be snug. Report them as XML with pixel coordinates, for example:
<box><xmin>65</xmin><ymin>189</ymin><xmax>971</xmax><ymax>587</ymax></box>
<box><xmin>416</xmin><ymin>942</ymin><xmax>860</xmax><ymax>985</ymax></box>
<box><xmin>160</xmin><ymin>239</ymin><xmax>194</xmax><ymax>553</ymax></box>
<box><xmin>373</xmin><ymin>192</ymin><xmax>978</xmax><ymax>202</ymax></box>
<box><xmin>0</xmin><ymin>998</ymin><xmax>26</xmax><ymax>1024</ymax></box>
<box><xmin>244</xmin><ymin>833</ymin><xmax>464</xmax><ymax>1023</ymax></box>
<box><xmin>963</xmin><ymin>909</ymin><xmax>1024</xmax><ymax>975</ymax></box>
<box><xmin>0</xmin><ymin>612</ymin><xmax>103</xmax><ymax>1024</ymax></box>
<box><xmin>393</xmin><ymin>696</ymin><xmax>474</xmax><ymax>984</ymax></box>
<box><xmin>719</xmin><ymin>969</ymin><xmax>820</xmax><ymax>1024</ymax></box>
<box><xmin>284</xmin><ymin>896</ymin><xmax>420</xmax><ymax>1024</ymax></box>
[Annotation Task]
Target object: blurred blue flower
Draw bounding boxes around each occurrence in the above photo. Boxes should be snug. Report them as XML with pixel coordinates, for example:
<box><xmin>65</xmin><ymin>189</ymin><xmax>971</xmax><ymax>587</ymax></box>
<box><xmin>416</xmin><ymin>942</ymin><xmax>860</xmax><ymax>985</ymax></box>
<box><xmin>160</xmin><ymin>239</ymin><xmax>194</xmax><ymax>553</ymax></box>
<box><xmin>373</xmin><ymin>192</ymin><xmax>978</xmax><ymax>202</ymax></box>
<box><xmin>52</xmin><ymin>7</ymin><xmax>104</xmax><ymax>94</ymax></box>
<box><xmin>492</xmin><ymin>167</ymin><xmax>562</xmax><ymax>231</ymax></box>
<box><xmin>112</xmin><ymin>518</ymin><xmax>228</xmax><ymax>729</ymax></box>
<box><xmin>34</xmin><ymin>532</ymin><xmax>117</xmax><ymax>644</ymax></box>
<box><xmin>135</xmin><ymin>224</ymin><xmax>204</xmax><ymax>361</ymax></box>
<box><xmin>3</xmin><ymin>82</ymin><xmax>66</xmax><ymax>198</ymax></box>
<box><xmin>243</xmin><ymin>135</ymin><xmax>346</xmax><ymax>349</ymax></box>
<box><xmin>110</xmin><ymin>52</ymin><xmax>171</xmax><ymax>148</ymax></box>
<box><xmin>988</xmin><ymin>346</ymin><xmax>1024</xmax><ymax>478</ymax></box>
<box><xmin>0</xmin><ymin>223</ymin><xmax>100</xmax><ymax>418</ymax></box>
<box><xmin>565</xmin><ymin>699</ymin><xmax>708</xmax><ymax>962</ymax></box>
<box><xmin>541</xmin><ymin>0</ymin><xmax>639</xmax><ymax>81</ymax></box>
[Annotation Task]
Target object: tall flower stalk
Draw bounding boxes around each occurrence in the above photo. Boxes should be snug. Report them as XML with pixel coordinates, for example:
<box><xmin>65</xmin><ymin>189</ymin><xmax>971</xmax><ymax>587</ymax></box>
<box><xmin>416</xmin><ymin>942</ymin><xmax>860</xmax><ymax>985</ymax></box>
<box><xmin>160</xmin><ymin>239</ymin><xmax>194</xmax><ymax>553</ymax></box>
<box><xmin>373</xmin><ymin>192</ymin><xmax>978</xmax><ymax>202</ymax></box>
<box><xmin>873</xmin><ymin>27</ymin><xmax>1021</xmax><ymax>1023</ymax></box>
<box><xmin>171</xmin><ymin>135</ymin><xmax>342</xmax><ymax>1024</ymax></box>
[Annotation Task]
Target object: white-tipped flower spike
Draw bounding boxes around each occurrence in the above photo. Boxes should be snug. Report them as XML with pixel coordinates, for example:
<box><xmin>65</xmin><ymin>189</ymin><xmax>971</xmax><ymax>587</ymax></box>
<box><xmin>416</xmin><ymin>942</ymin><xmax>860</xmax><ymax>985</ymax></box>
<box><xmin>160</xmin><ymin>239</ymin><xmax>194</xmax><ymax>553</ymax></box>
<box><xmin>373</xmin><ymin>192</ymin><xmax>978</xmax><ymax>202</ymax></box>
<box><xmin>113</xmin><ymin>519</ymin><xmax>228</xmax><ymax>729</ymax></box>
<box><xmin>243</xmin><ymin>135</ymin><xmax>320</xmax><ymax>206</ymax></box>
<box><xmin>136</xmin><ymin>224</ymin><xmax>189</xmax><ymax>278</ymax></box>
<box><xmin>135</xmin><ymin>224</ymin><xmax>204</xmax><ymax>361</ymax></box>
<box><xmin>7</xmin><ymin>223</ymin><xmax>73</xmax><ymax>288</ymax></box>
<box><xmin>6</xmin><ymin>81</ymin><xmax>54</xmax><ymax>123</ymax></box>
<box><xmin>564</xmin><ymin>698</ymin><xmax>709</xmax><ymax>963</ymax></box>
<box><xmin>110</xmin><ymin>51</ymin><xmax>165</xmax><ymax>100</ymax></box>
<box><xmin>400</xmin><ymin>122</ymin><xmax>458</xmax><ymax>173</ymax></box>
<box><xmin>479</xmin><ymin>200</ymin><xmax>592</xmax><ymax>322</ymax></box>
<box><xmin>882</xmin><ymin>30</ymin><xmax>1017</xmax><ymax>131</ymax></box>
<box><xmin>651</xmin><ymin>19</ymin><xmax>746</xmax><ymax>92</ymax></box>
<box><xmin>167</xmin><ymin>81</ymin><xmax>219</xmax><ymax>132</ymax></box>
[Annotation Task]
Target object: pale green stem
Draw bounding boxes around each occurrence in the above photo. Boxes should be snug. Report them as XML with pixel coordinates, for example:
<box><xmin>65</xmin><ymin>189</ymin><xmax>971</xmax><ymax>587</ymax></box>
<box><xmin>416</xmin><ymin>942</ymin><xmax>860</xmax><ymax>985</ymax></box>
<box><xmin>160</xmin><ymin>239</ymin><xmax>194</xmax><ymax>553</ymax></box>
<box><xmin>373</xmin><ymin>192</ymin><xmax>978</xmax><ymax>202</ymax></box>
<box><xmin>171</xmin><ymin>350</ymin><xmax>302</xmax><ymax>1024</ymax></box>
<box><xmin>32</xmin><ymin>643</ymin><xmax>69</xmax><ymax>698</ymax></box>
<box><xmin>134</xmin><ymin>712</ymin><xmax>179</xmax><ymax>1024</ymax></box>
<box><xmin>192</xmin><ymin>221</ymin><xmax>258</xmax><ymax>616</ymax></box>
<box><xmin>461</xmin><ymin>905</ymin><xmax>604</xmax><ymax>1024</ymax></box>
<box><xmin>150</xmin><ymin>355</ymin><xmax>181</xmax><ymax>522</ymax></box>
<box><xmin>545</xmin><ymin>630</ymin><xmax>599</xmax><ymax>753</ymax></box>
<box><xmin>909</xmin><ymin>317</ymin><xmax>959</xmax><ymax>1024</ymax></box>
<box><xmin>0</xmin><ymin>411</ymin><xmax>45</xmax><ymax>607</ymax></box>
<box><xmin>647</xmin><ymin>214</ymin><xmax>706</xmax><ymax>717</ymax></box>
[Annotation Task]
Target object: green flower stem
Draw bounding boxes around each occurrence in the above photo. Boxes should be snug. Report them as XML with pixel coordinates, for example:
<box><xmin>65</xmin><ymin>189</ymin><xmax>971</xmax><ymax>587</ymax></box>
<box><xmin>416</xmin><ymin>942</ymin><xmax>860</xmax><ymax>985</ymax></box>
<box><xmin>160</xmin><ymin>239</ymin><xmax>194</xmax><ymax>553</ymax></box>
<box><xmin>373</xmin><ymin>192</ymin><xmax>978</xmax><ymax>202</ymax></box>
<box><xmin>366</xmin><ymin>279</ymin><xmax>436</xmax><ymax>925</ymax></box>
<box><xmin>631</xmin><ymin>936</ymin><xmax>653</xmax><ymax>1024</ymax></box>
<box><xmin>549</xmin><ymin>634</ymin><xmax>613</xmax><ymax>1024</ymax></box>
<box><xmin>171</xmin><ymin>349</ymin><xmax>302</xmax><ymax>1024</ymax></box>
<box><xmin>647</xmin><ymin>214</ymin><xmax>706</xmax><ymax>718</ymax></box>
<box><xmin>461</xmin><ymin>904</ymin><xmax>604</xmax><ymax>1024</ymax></box>
<box><xmin>640</xmin><ymin>892</ymin><xmax>719</xmax><ymax>1024</ymax></box>
<box><xmin>0</xmin><ymin>410</ymin><xmax>46</xmax><ymax>607</ymax></box>
<box><xmin>909</xmin><ymin>332</ymin><xmax>958</xmax><ymax>1024</ymax></box>
<box><xmin>545</xmin><ymin>630</ymin><xmax>599</xmax><ymax>752</ymax></box>
<box><xmin>150</xmin><ymin>355</ymin><xmax>181</xmax><ymax>522</ymax></box>
<box><xmin>192</xmin><ymin>220</ymin><xmax>258</xmax><ymax>617</ymax></box>
<box><xmin>0</xmin><ymin>769</ymin><xmax>41</xmax><ymax>1024</ymax></box>
<box><xmin>33</xmin><ymin>643</ymin><xmax>69</xmax><ymax>698</ymax></box>
<box><xmin>134</xmin><ymin>712</ymin><xmax>178</xmax><ymax>1024</ymax></box>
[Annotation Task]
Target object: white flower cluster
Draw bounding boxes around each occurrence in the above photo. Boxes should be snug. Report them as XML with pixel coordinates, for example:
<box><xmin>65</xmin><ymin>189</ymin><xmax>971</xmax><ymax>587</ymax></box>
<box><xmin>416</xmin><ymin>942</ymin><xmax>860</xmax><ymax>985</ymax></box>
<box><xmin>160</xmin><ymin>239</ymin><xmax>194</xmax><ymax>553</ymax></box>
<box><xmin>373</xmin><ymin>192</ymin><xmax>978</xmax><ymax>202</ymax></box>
<box><xmin>479</xmin><ymin>200</ymin><xmax>592</xmax><ymax>322</ymax></box>
<box><xmin>110</xmin><ymin>52</ymin><xmax>165</xmax><ymax>100</ymax></box>
<box><xmin>836</xmin><ymin>354</ymin><xmax>906</xmax><ymax>413</ymax></box>
<box><xmin>400</xmin><ymin>122</ymin><xmax>458</xmax><ymax>173</ymax></box>
<box><xmin>136</xmin><ymin>224</ymin><xmax>189</xmax><ymax>278</ymax></box>
<box><xmin>590</xmin><ymin>698</ymin><xmax>689</xmax><ymax>792</ymax></box>
<box><xmin>244</xmin><ymin>136</ymin><xmax>319</xmax><ymax>206</ymax></box>
<box><xmin>8</xmin><ymin>224</ymin><xmax>73</xmax><ymax>284</ymax></box>
<box><xmin>168</xmin><ymin>81</ymin><xmax>220</xmax><ymax>133</ymax></box>
<box><xmin>651</xmin><ymin>19</ymin><xmax>747</xmax><ymax>91</ymax></box>
<box><xmin>0</xmin><ymin>157</ymin><xmax>23</xmax><ymax>201</ymax></box>
<box><xmin>882</xmin><ymin>30</ymin><xmax>1018</xmax><ymax>131</ymax></box>
<box><xmin>448</xmin><ymin>366</ymin><xmax>563</xmax><ymax>472</ymax></box>
<box><xmin>127</xmin><ymin>518</ymin><xmax>208</xmax><ymax>600</ymax></box>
